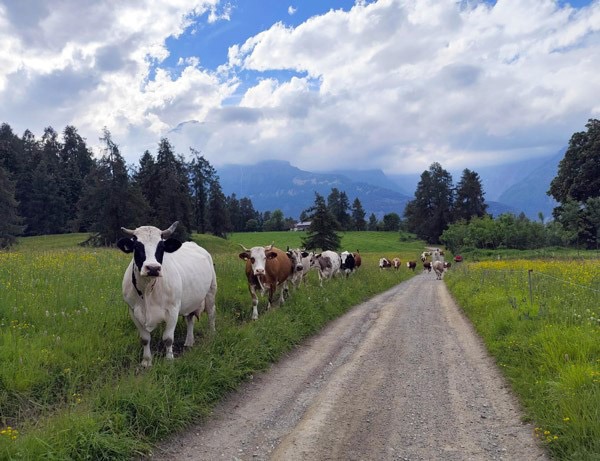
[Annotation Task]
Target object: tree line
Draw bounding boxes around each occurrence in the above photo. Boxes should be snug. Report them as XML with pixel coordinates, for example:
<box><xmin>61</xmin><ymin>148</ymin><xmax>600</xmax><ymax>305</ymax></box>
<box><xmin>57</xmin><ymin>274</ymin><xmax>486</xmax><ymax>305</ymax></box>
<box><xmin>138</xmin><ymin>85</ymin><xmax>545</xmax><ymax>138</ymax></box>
<box><xmin>0</xmin><ymin>122</ymin><xmax>381</xmax><ymax>248</ymax></box>
<box><xmin>407</xmin><ymin>119</ymin><xmax>600</xmax><ymax>251</ymax></box>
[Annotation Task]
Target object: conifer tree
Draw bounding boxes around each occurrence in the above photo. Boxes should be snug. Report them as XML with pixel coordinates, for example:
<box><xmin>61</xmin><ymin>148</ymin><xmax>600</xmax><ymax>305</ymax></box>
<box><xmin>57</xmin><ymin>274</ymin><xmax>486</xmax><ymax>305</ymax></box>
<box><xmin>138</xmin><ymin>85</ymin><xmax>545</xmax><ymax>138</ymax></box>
<box><xmin>207</xmin><ymin>180</ymin><xmax>231</xmax><ymax>238</ymax></box>
<box><xmin>302</xmin><ymin>193</ymin><xmax>341</xmax><ymax>251</ymax></box>
<box><xmin>0</xmin><ymin>165</ymin><xmax>23</xmax><ymax>248</ymax></box>
<box><xmin>453</xmin><ymin>168</ymin><xmax>487</xmax><ymax>222</ymax></box>
<box><xmin>351</xmin><ymin>197</ymin><xmax>367</xmax><ymax>231</ymax></box>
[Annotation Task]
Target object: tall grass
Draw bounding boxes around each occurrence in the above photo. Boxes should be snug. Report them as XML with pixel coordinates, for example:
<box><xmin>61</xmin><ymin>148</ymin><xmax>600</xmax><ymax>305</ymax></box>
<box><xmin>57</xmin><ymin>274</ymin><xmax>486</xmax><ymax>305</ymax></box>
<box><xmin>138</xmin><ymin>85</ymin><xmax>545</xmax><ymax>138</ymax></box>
<box><xmin>445</xmin><ymin>259</ymin><xmax>600</xmax><ymax>460</ymax></box>
<box><xmin>0</xmin><ymin>231</ymin><xmax>421</xmax><ymax>459</ymax></box>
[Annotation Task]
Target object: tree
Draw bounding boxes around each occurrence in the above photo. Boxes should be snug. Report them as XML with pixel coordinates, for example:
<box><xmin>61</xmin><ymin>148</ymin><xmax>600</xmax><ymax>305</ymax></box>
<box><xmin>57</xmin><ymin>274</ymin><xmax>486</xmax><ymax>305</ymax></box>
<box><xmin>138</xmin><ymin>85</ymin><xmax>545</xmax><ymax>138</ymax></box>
<box><xmin>453</xmin><ymin>168</ymin><xmax>487</xmax><ymax>222</ymax></box>
<box><xmin>351</xmin><ymin>198</ymin><xmax>367</xmax><ymax>231</ymax></box>
<box><xmin>77</xmin><ymin>128</ymin><xmax>149</xmax><ymax>245</ymax></box>
<box><xmin>382</xmin><ymin>213</ymin><xmax>401</xmax><ymax>231</ymax></box>
<box><xmin>0</xmin><ymin>165</ymin><xmax>22</xmax><ymax>248</ymax></box>
<box><xmin>404</xmin><ymin>162</ymin><xmax>454</xmax><ymax>243</ymax></box>
<box><xmin>134</xmin><ymin>150</ymin><xmax>159</xmax><ymax>222</ymax></box>
<box><xmin>239</xmin><ymin>197</ymin><xmax>258</xmax><ymax>232</ymax></box>
<box><xmin>188</xmin><ymin>149</ymin><xmax>217</xmax><ymax>234</ymax></box>
<box><xmin>302</xmin><ymin>193</ymin><xmax>341</xmax><ymax>251</ymax></box>
<box><xmin>549</xmin><ymin>119</ymin><xmax>600</xmax><ymax>247</ymax></box>
<box><xmin>263</xmin><ymin>209</ymin><xmax>285</xmax><ymax>231</ymax></box>
<box><xmin>153</xmin><ymin>138</ymin><xmax>192</xmax><ymax>240</ymax></box>
<box><xmin>326</xmin><ymin>188</ymin><xmax>352</xmax><ymax>230</ymax></box>
<box><xmin>226</xmin><ymin>193</ymin><xmax>243</xmax><ymax>231</ymax></box>
<box><xmin>368</xmin><ymin>213</ymin><xmax>378</xmax><ymax>231</ymax></box>
<box><xmin>207</xmin><ymin>180</ymin><xmax>231</xmax><ymax>238</ymax></box>
<box><xmin>59</xmin><ymin>126</ymin><xmax>95</xmax><ymax>230</ymax></box>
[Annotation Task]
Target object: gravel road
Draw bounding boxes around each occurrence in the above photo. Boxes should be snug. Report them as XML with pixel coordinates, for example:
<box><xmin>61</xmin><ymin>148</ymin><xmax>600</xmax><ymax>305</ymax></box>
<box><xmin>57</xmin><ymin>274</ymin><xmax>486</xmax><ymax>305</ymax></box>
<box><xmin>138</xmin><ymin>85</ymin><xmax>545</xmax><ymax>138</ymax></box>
<box><xmin>152</xmin><ymin>272</ymin><xmax>549</xmax><ymax>461</ymax></box>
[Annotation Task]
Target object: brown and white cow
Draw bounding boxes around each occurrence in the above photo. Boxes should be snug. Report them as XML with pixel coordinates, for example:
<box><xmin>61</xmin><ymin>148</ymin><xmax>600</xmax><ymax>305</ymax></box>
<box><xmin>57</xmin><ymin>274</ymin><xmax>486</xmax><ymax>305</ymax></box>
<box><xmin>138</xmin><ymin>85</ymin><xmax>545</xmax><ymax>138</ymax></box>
<box><xmin>239</xmin><ymin>244</ymin><xmax>293</xmax><ymax>320</ymax></box>
<box><xmin>117</xmin><ymin>221</ymin><xmax>217</xmax><ymax>367</ymax></box>
<box><xmin>423</xmin><ymin>261</ymin><xmax>432</xmax><ymax>272</ymax></box>
<box><xmin>353</xmin><ymin>250</ymin><xmax>362</xmax><ymax>270</ymax></box>
<box><xmin>406</xmin><ymin>261</ymin><xmax>417</xmax><ymax>271</ymax></box>
<box><xmin>392</xmin><ymin>257</ymin><xmax>401</xmax><ymax>270</ymax></box>
<box><xmin>379</xmin><ymin>257</ymin><xmax>392</xmax><ymax>269</ymax></box>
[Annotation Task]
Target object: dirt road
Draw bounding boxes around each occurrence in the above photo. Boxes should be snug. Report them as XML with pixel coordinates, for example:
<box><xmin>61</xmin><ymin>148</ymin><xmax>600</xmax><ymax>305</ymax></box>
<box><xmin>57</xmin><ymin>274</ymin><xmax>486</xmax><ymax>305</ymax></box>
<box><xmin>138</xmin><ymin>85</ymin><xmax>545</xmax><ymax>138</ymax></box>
<box><xmin>153</xmin><ymin>273</ymin><xmax>548</xmax><ymax>461</ymax></box>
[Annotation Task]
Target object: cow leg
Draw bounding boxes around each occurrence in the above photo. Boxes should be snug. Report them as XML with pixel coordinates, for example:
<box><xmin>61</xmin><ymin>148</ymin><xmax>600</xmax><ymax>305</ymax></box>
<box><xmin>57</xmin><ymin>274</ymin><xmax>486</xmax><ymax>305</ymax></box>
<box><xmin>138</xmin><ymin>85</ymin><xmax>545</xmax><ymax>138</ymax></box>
<box><xmin>184</xmin><ymin>311</ymin><xmax>197</xmax><ymax>348</ymax></box>
<box><xmin>205</xmin><ymin>282</ymin><xmax>217</xmax><ymax>333</ymax></box>
<box><xmin>140</xmin><ymin>331</ymin><xmax>152</xmax><ymax>368</ymax></box>
<box><xmin>129</xmin><ymin>310</ymin><xmax>153</xmax><ymax>367</ymax></box>
<box><xmin>249</xmin><ymin>284</ymin><xmax>259</xmax><ymax>320</ymax></box>
<box><xmin>163</xmin><ymin>309</ymin><xmax>179</xmax><ymax>360</ymax></box>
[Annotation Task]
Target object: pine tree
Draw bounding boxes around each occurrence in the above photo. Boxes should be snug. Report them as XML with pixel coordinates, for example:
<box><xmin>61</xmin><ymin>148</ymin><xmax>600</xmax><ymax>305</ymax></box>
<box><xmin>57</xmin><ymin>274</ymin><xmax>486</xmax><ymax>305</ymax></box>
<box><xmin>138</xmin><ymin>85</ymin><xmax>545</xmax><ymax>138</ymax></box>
<box><xmin>189</xmin><ymin>149</ymin><xmax>217</xmax><ymax>234</ymax></box>
<box><xmin>134</xmin><ymin>150</ymin><xmax>159</xmax><ymax>222</ymax></box>
<box><xmin>404</xmin><ymin>162</ymin><xmax>454</xmax><ymax>243</ymax></box>
<box><xmin>77</xmin><ymin>128</ymin><xmax>149</xmax><ymax>245</ymax></box>
<box><xmin>0</xmin><ymin>165</ymin><xmax>23</xmax><ymax>248</ymax></box>
<box><xmin>368</xmin><ymin>213</ymin><xmax>378</xmax><ymax>230</ymax></box>
<box><xmin>302</xmin><ymin>193</ymin><xmax>341</xmax><ymax>251</ymax></box>
<box><xmin>207</xmin><ymin>180</ymin><xmax>231</xmax><ymax>238</ymax></box>
<box><xmin>453</xmin><ymin>168</ymin><xmax>487</xmax><ymax>222</ymax></box>
<box><xmin>154</xmin><ymin>138</ymin><xmax>192</xmax><ymax>240</ymax></box>
<box><xmin>239</xmin><ymin>197</ymin><xmax>258</xmax><ymax>232</ymax></box>
<box><xmin>351</xmin><ymin>198</ymin><xmax>367</xmax><ymax>231</ymax></box>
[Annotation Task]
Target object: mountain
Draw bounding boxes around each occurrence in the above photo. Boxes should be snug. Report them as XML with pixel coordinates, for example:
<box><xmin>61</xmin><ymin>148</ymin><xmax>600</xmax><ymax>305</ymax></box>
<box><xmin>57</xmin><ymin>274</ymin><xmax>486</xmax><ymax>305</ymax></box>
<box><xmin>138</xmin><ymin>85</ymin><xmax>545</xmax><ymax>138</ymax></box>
<box><xmin>217</xmin><ymin>160</ymin><xmax>412</xmax><ymax>219</ymax></box>
<box><xmin>496</xmin><ymin>151</ymin><xmax>562</xmax><ymax>220</ymax></box>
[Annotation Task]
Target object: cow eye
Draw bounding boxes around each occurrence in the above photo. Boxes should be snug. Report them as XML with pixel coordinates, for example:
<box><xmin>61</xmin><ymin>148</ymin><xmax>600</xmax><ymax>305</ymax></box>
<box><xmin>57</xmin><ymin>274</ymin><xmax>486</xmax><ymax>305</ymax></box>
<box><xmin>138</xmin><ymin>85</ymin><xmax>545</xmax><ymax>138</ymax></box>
<box><xmin>250</xmin><ymin>257</ymin><xmax>255</xmax><ymax>264</ymax></box>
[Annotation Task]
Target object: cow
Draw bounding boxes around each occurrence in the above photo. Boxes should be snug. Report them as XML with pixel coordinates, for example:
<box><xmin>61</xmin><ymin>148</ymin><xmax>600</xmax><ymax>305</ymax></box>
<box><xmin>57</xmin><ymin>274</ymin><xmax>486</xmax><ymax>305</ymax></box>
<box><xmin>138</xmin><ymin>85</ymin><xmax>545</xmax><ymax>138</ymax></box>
<box><xmin>239</xmin><ymin>244</ymin><xmax>293</xmax><ymax>320</ymax></box>
<box><xmin>117</xmin><ymin>221</ymin><xmax>217</xmax><ymax>368</ymax></box>
<box><xmin>443</xmin><ymin>261</ymin><xmax>452</xmax><ymax>269</ymax></box>
<box><xmin>310</xmin><ymin>250</ymin><xmax>341</xmax><ymax>286</ymax></box>
<box><xmin>353</xmin><ymin>250</ymin><xmax>362</xmax><ymax>270</ymax></box>
<box><xmin>340</xmin><ymin>251</ymin><xmax>356</xmax><ymax>277</ymax></box>
<box><xmin>433</xmin><ymin>260</ymin><xmax>445</xmax><ymax>279</ymax></box>
<box><xmin>406</xmin><ymin>261</ymin><xmax>417</xmax><ymax>271</ymax></box>
<box><xmin>392</xmin><ymin>257</ymin><xmax>401</xmax><ymax>270</ymax></box>
<box><xmin>420</xmin><ymin>251</ymin><xmax>431</xmax><ymax>262</ymax></box>
<box><xmin>286</xmin><ymin>247</ymin><xmax>312</xmax><ymax>288</ymax></box>
<box><xmin>423</xmin><ymin>261</ymin><xmax>432</xmax><ymax>272</ymax></box>
<box><xmin>379</xmin><ymin>257</ymin><xmax>392</xmax><ymax>269</ymax></box>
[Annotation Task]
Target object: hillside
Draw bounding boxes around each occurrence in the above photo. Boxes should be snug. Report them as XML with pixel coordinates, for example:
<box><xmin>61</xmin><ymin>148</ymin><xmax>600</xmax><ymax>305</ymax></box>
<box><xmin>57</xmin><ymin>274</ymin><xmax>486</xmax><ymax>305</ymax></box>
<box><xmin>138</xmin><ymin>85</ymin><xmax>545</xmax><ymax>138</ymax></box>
<box><xmin>218</xmin><ymin>160</ymin><xmax>412</xmax><ymax>219</ymax></box>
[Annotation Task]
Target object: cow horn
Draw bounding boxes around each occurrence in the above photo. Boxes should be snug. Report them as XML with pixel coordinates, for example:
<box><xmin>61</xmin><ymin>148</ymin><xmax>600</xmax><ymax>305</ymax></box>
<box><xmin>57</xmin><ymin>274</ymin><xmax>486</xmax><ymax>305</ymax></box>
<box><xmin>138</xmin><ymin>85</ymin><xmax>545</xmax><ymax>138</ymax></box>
<box><xmin>121</xmin><ymin>227</ymin><xmax>135</xmax><ymax>235</ymax></box>
<box><xmin>161</xmin><ymin>221</ymin><xmax>179</xmax><ymax>238</ymax></box>
<box><xmin>239</xmin><ymin>243</ymin><xmax>250</xmax><ymax>251</ymax></box>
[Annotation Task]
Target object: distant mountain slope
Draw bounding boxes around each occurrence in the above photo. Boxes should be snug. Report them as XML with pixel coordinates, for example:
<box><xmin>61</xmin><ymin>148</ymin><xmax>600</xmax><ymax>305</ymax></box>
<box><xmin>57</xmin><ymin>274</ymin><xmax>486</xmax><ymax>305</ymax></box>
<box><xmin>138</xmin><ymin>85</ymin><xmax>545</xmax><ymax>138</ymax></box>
<box><xmin>496</xmin><ymin>152</ymin><xmax>562</xmax><ymax>220</ymax></box>
<box><xmin>217</xmin><ymin>160</ymin><xmax>412</xmax><ymax>219</ymax></box>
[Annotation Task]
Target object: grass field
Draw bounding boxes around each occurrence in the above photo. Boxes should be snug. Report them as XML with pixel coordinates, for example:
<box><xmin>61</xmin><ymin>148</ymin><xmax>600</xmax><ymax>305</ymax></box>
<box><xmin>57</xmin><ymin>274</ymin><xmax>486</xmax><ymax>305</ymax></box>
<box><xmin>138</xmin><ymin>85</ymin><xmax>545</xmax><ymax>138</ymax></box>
<box><xmin>0</xmin><ymin>231</ymin><xmax>422</xmax><ymax>459</ymax></box>
<box><xmin>445</xmin><ymin>259</ymin><xmax>600</xmax><ymax>460</ymax></box>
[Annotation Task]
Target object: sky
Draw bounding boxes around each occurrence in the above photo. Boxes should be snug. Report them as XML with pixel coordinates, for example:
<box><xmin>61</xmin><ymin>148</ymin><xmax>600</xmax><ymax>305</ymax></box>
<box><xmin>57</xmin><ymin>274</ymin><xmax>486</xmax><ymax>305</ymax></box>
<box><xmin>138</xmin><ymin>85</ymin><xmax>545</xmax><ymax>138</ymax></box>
<box><xmin>1</xmin><ymin>0</ymin><xmax>599</xmax><ymax>175</ymax></box>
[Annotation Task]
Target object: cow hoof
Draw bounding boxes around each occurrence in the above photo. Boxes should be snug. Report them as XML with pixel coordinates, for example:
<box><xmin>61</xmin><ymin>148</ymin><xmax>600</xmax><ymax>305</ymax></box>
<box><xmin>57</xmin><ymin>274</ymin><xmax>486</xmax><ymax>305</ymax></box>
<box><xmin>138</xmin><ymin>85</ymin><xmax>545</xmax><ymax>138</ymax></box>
<box><xmin>141</xmin><ymin>359</ymin><xmax>152</xmax><ymax>368</ymax></box>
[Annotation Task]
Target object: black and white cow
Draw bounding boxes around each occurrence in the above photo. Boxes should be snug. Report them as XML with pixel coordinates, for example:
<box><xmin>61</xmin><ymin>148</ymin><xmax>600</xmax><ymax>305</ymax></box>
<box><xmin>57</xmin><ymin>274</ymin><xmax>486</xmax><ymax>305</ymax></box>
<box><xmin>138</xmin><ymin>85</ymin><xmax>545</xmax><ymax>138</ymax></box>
<box><xmin>340</xmin><ymin>251</ymin><xmax>356</xmax><ymax>277</ymax></box>
<box><xmin>117</xmin><ymin>221</ymin><xmax>217</xmax><ymax>367</ymax></box>
<box><xmin>310</xmin><ymin>250</ymin><xmax>341</xmax><ymax>286</ymax></box>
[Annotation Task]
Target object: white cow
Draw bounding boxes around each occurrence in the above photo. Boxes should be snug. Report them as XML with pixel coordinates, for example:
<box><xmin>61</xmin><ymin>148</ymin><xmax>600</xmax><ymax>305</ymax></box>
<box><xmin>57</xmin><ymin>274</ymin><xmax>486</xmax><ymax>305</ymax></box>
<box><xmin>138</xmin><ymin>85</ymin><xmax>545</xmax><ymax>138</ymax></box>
<box><xmin>432</xmin><ymin>260</ymin><xmax>445</xmax><ymax>280</ymax></box>
<box><xmin>309</xmin><ymin>250</ymin><xmax>341</xmax><ymax>286</ymax></box>
<box><xmin>117</xmin><ymin>221</ymin><xmax>217</xmax><ymax>367</ymax></box>
<box><xmin>286</xmin><ymin>247</ymin><xmax>312</xmax><ymax>288</ymax></box>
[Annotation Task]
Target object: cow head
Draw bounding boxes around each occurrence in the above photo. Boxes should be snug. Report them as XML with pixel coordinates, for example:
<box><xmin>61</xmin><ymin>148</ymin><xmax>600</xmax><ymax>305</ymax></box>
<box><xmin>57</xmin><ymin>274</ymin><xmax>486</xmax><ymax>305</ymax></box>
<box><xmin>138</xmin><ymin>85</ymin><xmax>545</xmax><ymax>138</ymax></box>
<box><xmin>117</xmin><ymin>221</ymin><xmax>182</xmax><ymax>277</ymax></box>
<box><xmin>286</xmin><ymin>247</ymin><xmax>309</xmax><ymax>273</ymax></box>
<box><xmin>239</xmin><ymin>244</ymin><xmax>278</xmax><ymax>276</ymax></box>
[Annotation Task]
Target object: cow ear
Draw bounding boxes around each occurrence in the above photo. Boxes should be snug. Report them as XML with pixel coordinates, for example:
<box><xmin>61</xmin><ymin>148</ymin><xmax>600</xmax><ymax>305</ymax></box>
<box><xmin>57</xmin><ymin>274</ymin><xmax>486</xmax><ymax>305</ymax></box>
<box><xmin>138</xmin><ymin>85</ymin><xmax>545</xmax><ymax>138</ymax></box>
<box><xmin>117</xmin><ymin>238</ymin><xmax>135</xmax><ymax>253</ymax></box>
<box><xmin>266</xmin><ymin>251</ymin><xmax>278</xmax><ymax>260</ymax></box>
<box><xmin>239</xmin><ymin>252</ymin><xmax>249</xmax><ymax>260</ymax></box>
<box><xmin>163</xmin><ymin>238</ymin><xmax>182</xmax><ymax>253</ymax></box>
<box><xmin>302</xmin><ymin>251</ymin><xmax>309</xmax><ymax>257</ymax></box>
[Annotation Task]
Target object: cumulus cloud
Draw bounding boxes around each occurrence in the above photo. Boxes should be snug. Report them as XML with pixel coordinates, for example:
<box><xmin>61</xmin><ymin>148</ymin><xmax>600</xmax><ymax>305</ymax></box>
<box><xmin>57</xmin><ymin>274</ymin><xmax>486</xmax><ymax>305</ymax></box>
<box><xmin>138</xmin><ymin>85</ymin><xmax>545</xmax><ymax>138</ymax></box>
<box><xmin>1</xmin><ymin>0</ymin><xmax>600</xmax><ymax>175</ymax></box>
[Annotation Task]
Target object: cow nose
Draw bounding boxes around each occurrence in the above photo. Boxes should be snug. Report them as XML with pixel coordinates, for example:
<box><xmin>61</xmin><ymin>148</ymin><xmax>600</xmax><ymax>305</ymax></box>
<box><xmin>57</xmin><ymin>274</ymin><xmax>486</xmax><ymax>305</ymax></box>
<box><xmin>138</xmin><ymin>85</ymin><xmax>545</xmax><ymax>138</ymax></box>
<box><xmin>145</xmin><ymin>264</ymin><xmax>162</xmax><ymax>277</ymax></box>
<box><xmin>254</xmin><ymin>268</ymin><xmax>265</xmax><ymax>276</ymax></box>
<box><xmin>296</xmin><ymin>264</ymin><xmax>303</xmax><ymax>271</ymax></box>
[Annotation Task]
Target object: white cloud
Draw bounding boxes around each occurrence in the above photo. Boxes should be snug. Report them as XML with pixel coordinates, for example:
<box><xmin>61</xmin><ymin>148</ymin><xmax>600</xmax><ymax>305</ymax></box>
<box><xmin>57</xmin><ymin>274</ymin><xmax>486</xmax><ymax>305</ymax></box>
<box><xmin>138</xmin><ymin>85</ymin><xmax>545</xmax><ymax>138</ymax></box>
<box><xmin>1</xmin><ymin>0</ymin><xmax>600</xmax><ymax>175</ymax></box>
<box><xmin>288</xmin><ymin>6</ymin><xmax>297</xmax><ymax>16</ymax></box>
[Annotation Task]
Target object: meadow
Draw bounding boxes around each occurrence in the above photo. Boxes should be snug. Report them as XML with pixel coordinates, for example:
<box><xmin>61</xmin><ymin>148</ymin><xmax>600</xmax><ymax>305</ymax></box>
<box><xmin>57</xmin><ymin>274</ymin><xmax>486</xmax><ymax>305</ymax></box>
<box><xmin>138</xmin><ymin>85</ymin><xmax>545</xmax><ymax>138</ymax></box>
<box><xmin>0</xmin><ymin>231</ymin><xmax>421</xmax><ymax>459</ymax></box>
<box><xmin>445</xmin><ymin>259</ymin><xmax>600</xmax><ymax>461</ymax></box>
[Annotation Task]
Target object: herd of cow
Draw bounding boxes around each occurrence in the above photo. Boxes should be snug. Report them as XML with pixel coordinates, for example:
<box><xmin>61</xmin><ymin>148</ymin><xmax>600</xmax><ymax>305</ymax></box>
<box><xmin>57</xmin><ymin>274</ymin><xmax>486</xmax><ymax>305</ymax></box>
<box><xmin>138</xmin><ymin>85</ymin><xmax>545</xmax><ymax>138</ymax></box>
<box><xmin>116</xmin><ymin>222</ymin><xmax>454</xmax><ymax>367</ymax></box>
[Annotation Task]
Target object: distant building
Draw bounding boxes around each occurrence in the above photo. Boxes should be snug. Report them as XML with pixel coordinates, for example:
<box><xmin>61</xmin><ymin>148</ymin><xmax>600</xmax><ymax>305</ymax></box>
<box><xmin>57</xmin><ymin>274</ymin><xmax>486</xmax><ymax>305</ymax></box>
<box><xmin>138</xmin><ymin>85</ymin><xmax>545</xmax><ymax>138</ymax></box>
<box><xmin>292</xmin><ymin>221</ymin><xmax>311</xmax><ymax>231</ymax></box>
